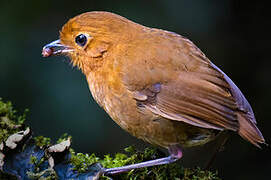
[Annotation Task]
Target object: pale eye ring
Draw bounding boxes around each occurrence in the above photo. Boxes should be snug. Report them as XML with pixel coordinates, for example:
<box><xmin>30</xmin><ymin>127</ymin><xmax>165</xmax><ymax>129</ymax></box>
<box><xmin>75</xmin><ymin>34</ymin><xmax>88</xmax><ymax>47</ymax></box>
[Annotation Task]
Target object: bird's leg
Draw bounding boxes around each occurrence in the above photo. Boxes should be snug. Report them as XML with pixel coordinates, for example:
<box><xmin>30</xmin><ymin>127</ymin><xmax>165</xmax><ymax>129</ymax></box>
<box><xmin>103</xmin><ymin>145</ymin><xmax>183</xmax><ymax>175</ymax></box>
<box><xmin>205</xmin><ymin>132</ymin><xmax>230</xmax><ymax>170</ymax></box>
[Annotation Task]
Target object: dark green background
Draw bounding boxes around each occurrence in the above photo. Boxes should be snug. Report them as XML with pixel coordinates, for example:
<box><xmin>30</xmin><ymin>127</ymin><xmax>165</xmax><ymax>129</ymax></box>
<box><xmin>0</xmin><ymin>0</ymin><xmax>270</xmax><ymax>179</ymax></box>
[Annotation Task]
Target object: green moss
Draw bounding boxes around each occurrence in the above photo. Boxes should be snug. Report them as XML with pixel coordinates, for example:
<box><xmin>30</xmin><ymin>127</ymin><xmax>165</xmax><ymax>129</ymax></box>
<box><xmin>27</xmin><ymin>168</ymin><xmax>57</xmax><ymax>180</ymax></box>
<box><xmin>182</xmin><ymin>167</ymin><xmax>220</xmax><ymax>180</ymax></box>
<box><xmin>29</xmin><ymin>155</ymin><xmax>39</xmax><ymax>165</ymax></box>
<box><xmin>29</xmin><ymin>155</ymin><xmax>47</xmax><ymax>172</ymax></box>
<box><xmin>28</xmin><ymin>155</ymin><xmax>56</xmax><ymax>179</ymax></box>
<box><xmin>70</xmin><ymin>148</ymin><xmax>100</xmax><ymax>173</ymax></box>
<box><xmin>34</xmin><ymin>136</ymin><xmax>51</xmax><ymax>148</ymax></box>
<box><xmin>0</xmin><ymin>98</ymin><xmax>28</xmax><ymax>143</ymax></box>
<box><xmin>69</xmin><ymin>146</ymin><xmax>221</xmax><ymax>180</ymax></box>
<box><xmin>56</xmin><ymin>133</ymin><xmax>72</xmax><ymax>144</ymax></box>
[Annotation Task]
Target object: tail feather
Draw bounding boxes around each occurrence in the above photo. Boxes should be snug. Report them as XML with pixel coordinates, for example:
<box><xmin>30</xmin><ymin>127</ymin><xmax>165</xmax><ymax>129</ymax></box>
<box><xmin>238</xmin><ymin>112</ymin><xmax>265</xmax><ymax>148</ymax></box>
<box><xmin>211</xmin><ymin>63</ymin><xmax>266</xmax><ymax>148</ymax></box>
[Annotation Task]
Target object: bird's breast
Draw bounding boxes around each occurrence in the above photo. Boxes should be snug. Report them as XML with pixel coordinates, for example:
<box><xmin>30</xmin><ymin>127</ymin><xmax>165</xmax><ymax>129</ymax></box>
<box><xmin>86</xmin><ymin>71</ymin><xmax>143</xmax><ymax>134</ymax></box>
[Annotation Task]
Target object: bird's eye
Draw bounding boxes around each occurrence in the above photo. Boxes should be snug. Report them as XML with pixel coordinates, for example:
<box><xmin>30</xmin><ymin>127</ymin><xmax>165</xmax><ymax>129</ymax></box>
<box><xmin>75</xmin><ymin>34</ymin><xmax>88</xmax><ymax>47</ymax></box>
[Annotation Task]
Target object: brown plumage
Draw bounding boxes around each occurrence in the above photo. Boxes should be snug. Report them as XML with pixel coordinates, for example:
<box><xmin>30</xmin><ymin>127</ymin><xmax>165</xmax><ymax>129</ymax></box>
<box><xmin>42</xmin><ymin>11</ymin><xmax>265</xmax><ymax>174</ymax></box>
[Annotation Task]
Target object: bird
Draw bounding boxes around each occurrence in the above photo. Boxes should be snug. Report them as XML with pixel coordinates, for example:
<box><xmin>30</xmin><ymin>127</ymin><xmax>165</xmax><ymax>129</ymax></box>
<box><xmin>42</xmin><ymin>11</ymin><xmax>265</xmax><ymax>174</ymax></box>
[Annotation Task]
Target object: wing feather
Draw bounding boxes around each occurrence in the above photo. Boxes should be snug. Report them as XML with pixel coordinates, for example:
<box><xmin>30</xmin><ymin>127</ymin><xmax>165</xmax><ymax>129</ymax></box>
<box><xmin>136</xmin><ymin>70</ymin><xmax>239</xmax><ymax>131</ymax></box>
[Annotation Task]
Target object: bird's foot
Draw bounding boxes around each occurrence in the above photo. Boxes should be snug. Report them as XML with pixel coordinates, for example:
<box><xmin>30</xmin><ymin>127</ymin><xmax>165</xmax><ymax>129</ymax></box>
<box><xmin>103</xmin><ymin>145</ymin><xmax>182</xmax><ymax>175</ymax></box>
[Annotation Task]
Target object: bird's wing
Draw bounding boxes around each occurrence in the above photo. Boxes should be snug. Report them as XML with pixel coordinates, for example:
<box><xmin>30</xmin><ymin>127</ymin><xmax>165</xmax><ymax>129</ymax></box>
<box><xmin>122</xmin><ymin>34</ymin><xmax>241</xmax><ymax>131</ymax></box>
<box><xmin>122</xmin><ymin>32</ymin><xmax>264</xmax><ymax>145</ymax></box>
<box><xmin>132</xmin><ymin>62</ymin><xmax>239</xmax><ymax>131</ymax></box>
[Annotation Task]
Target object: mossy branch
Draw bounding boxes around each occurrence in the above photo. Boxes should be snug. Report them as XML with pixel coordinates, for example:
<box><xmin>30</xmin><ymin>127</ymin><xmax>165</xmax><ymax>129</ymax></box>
<box><xmin>0</xmin><ymin>98</ymin><xmax>221</xmax><ymax>180</ymax></box>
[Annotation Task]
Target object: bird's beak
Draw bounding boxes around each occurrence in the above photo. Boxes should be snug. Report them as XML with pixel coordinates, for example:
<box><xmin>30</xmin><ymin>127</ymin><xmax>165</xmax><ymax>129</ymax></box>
<box><xmin>42</xmin><ymin>39</ymin><xmax>73</xmax><ymax>57</ymax></box>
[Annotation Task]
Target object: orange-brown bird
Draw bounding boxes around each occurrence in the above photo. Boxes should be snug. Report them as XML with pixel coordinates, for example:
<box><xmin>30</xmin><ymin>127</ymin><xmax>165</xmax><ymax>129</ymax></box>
<box><xmin>42</xmin><ymin>11</ymin><xmax>265</xmax><ymax>174</ymax></box>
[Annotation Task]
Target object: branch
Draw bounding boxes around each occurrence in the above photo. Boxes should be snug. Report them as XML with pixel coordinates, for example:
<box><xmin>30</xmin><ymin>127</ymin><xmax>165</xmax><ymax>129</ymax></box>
<box><xmin>0</xmin><ymin>98</ymin><xmax>221</xmax><ymax>180</ymax></box>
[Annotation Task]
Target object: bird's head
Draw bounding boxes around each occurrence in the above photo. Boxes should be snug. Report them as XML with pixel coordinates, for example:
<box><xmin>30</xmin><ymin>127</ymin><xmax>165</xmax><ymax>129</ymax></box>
<box><xmin>42</xmin><ymin>11</ymin><xmax>140</xmax><ymax>74</ymax></box>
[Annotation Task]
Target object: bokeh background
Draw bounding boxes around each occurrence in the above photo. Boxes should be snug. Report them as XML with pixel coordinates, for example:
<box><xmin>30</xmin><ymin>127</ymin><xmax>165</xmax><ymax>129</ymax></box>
<box><xmin>0</xmin><ymin>0</ymin><xmax>270</xmax><ymax>179</ymax></box>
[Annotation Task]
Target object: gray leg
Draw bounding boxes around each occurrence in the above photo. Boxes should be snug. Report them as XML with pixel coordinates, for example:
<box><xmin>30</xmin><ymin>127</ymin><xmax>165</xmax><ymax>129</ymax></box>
<box><xmin>104</xmin><ymin>145</ymin><xmax>183</xmax><ymax>175</ymax></box>
<box><xmin>205</xmin><ymin>132</ymin><xmax>229</xmax><ymax>169</ymax></box>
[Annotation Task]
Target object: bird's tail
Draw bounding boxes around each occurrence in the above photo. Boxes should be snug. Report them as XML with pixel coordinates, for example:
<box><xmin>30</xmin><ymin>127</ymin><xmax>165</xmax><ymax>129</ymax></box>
<box><xmin>237</xmin><ymin>112</ymin><xmax>265</xmax><ymax>148</ymax></box>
